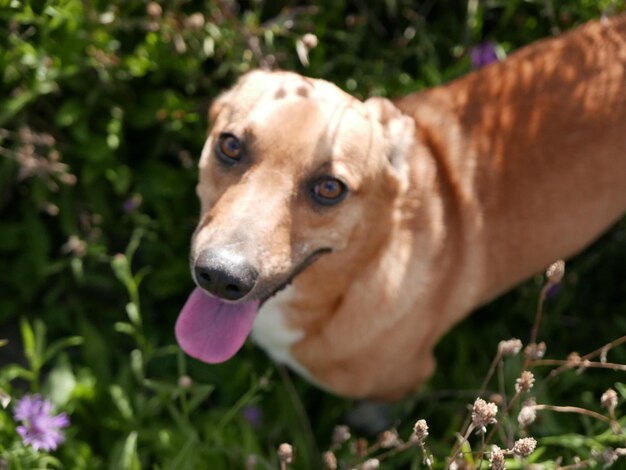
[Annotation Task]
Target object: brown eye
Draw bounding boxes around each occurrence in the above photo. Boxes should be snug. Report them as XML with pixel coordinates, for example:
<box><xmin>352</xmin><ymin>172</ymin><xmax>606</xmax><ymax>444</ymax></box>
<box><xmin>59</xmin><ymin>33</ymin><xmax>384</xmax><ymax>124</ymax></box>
<box><xmin>311</xmin><ymin>177</ymin><xmax>348</xmax><ymax>206</ymax></box>
<box><xmin>216</xmin><ymin>133</ymin><xmax>242</xmax><ymax>164</ymax></box>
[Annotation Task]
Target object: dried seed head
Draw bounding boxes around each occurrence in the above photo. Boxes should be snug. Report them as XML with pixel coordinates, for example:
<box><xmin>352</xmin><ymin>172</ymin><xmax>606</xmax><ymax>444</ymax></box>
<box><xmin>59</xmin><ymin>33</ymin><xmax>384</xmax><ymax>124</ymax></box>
<box><xmin>489</xmin><ymin>393</ymin><xmax>504</xmax><ymax>407</ymax></box>
<box><xmin>524</xmin><ymin>342</ymin><xmax>546</xmax><ymax>360</ymax></box>
<box><xmin>490</xmin><ymin>445</ymin><xmax>506</xmax><ymax>470</ymax></box>
<box><xmin>351</xmin><ymin>438</ymin><xmax>368</xmax><ymax>458</ymax></box>
<box><xmin>601</xmin><ymin>448</ymin><xmax>619</xmax><ymax>467</ymax></box>
<box><xmin>302</xmin><ymin>33</ymin><xmax>319</xmax><ymax>49</ymax></box>
<box><xmin>332</xmin><ymin>425</ymin><xmax>351</xmax><ymax>446</ymax></box>
<box><xmin>513</xmin><ymin>437</ymin><xmax>537</xmax><ymax>457</ymax></box>
<box><xmin>546</xmin><ymin>260</ymin><xmax>565</xmax><ymax>285</ymax></box>
<box><xmin>472</xmin><ymin>398</ymin><xmax>498</xmax><ymax>433</ymax></box>
<box><xmin>0</xmin><ymin>388</ymin><xmax>10</xmax><ymax>409</ymax></box>
<box><xmin>245</xmin><ymin>454</ymin><xmax>258</xmax><ymax>470</ymax></box>
<box><xmin>323</xmin><ymin>451</ymin><xmax>337</xmax><ymax>470</ymax></box>
<box><xmin>185</xmin><ymin>13</ymin><xmax>205</xmax><ymax>30</ymax></box>
<box><xmin>146</xmin><ymin>2</ymin><xmax>162</xmax><ymax>17</ymax></box>
<box><xmin>518</xmin><ymin>400</ymin><xmax>537</xmax><ymax>427</ymax></box>
<box><xmin>601</xmin><ymin>388</ymin><xmax>619</xmax><ymax>412</ymax></box>
<box><xmin>498</xmin><ymin>339</ymin><xmax>523</xmax><ymax>356</ymax></box>
<box><xmin>567</xmin><ymin>352</ymin><xmax>582</xmax><ymax>366</ymax></box>
<box><xmin>277</xmin><ymin>443</ymin><xmax>293</xmax><ymax>464</ymax></box>
<box><xmin>515</xmin><ymin>371</ymin><xmax>535</xmax><ymax>393</ymax></box>
<box><xmin>178</xmin><ymin>375</ymin><xmax>192</xmax><ymax>389</ymax></box>
<box><xmin>361</xmin><ymin>458</ymin><xmax>380</xmax><ymax>470</ymax></box>
<box><xmin>412</xmin><ymin>419</ymin><xmax>429</xmax><ymax>442</ymax></box>
<box><xmin>378</xmin><ymin>429</ymin><xmax>401</xmax><ymax>448</ymax></box>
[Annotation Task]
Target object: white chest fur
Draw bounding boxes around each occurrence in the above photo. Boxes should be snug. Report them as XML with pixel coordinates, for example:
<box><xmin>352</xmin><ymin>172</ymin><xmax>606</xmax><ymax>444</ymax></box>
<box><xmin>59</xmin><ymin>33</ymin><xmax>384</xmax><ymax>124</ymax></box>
<box><xmin>251</xmin><ymin>286</ymin><xmax>312</xmax><ymax>379</ymax></box>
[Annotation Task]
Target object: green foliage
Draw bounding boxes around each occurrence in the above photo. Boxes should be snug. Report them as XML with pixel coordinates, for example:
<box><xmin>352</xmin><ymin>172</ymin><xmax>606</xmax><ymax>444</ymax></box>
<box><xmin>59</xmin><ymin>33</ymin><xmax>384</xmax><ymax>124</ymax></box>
<box><xmin>1</xmin><ymin>0</ymin><xmax>626</xmax><ymax>468</ymax></box>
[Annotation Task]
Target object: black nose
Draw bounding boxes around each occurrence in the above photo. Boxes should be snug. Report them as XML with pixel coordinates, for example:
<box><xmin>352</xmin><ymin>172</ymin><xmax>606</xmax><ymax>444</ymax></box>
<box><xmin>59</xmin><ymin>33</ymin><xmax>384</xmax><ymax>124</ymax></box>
<box><xmin>194</xmin><ymin>249</ymin><xmax>259</xmax><ymax>301</ymax></box>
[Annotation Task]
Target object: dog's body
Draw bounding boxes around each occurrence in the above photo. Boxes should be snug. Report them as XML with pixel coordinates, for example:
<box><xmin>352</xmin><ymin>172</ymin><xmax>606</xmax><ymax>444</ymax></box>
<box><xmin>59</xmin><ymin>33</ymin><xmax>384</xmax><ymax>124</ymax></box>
<box><xmin>176</xmin><ymin>15</ymin><xmax>626</xmax><ymax>399</ymax></box>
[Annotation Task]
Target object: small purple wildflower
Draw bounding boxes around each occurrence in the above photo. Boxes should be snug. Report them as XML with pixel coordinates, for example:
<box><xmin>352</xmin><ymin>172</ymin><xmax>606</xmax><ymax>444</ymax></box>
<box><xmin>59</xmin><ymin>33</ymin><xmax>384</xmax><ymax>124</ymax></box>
<box><xmin>13</xmin><ymin>394</ymin><xmax>69</xmax><ymax>452</ymax></box>
<box><xmin>241</xmin><ymin>404</ymin><xmax>263</xmax><ymax>428</ymax></box>
<box><xmin>471</xmin><ymin>41</ymin><xmax>500</xmax><ymax>68</ymax></box>
<box><xmin>122</xmin><ymin>194</ymin><xmax>143</xmax><ymax>213</ymax></box>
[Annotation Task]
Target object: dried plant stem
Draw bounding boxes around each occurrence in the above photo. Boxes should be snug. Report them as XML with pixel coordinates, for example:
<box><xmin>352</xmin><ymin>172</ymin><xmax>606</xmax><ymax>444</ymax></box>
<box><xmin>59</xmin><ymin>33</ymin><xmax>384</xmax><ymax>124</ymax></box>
<box><xmin>476</xmin><ymin>432</ymin><xmax>486</xmax><ymax>470</ymax></box>
<box><xmin>547</xmin><ymin>335</ymin><xmax>626</xmax><ymax>381</ymax></box>
<box><xmin>454</xmin><ymin>351</ymin><xmax>504</xmax><ymax>457</ymax></box>
<box><xmin>419</xmin><ymin>442</ymin><xmax>434</xmax><ymax>470</ymax></box>
<box><xmin>480</xmin><ymin>351</ymin><xmax>503</xmax><ymax>395</ymax></box>
<box><xmin>531</xmin><ymin>359</ymin><xmax>626</xmax><ymax>372</ymax></box>
<box><xmin>556</xmin><ymin>457</ymin><xmax>595</xmax><ymax>469</ymax></box>
<box><xmin>448</xmin><ymin>424</ymin><xmax>475</xmax><ymax>465</ymax></box>
<box><xmin>485</xmin><ymin>389</ymin><xmax>524</xmax><ymax>445</ymax></box>
<box><xmin>523</xmin><ymin>283</ymin><xmax>550</xmax><ymax>369</ymax></box>
<box><xmin>359</xmin><ymin>439</ymin><xmax>420</xmax><ymax>466</ymax></box>
<box><xmin>531</xmin><ymin>404</ymin><xmax>611</xmax><ymax>424</ymax></box>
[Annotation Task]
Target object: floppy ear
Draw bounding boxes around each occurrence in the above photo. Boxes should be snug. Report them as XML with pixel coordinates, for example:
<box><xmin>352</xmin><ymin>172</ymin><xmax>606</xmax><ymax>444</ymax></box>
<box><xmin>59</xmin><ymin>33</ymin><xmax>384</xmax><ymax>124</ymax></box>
<box><xmin>364</xmin><ymin>97</ymin><xmax>415</xmax><ymax>171</ymax></box>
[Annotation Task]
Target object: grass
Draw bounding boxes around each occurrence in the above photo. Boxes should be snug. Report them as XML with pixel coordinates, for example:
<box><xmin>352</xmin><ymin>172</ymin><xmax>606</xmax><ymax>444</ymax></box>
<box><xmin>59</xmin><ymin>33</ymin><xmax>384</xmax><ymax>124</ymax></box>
<box><xmin>2</xmin><ymin>0</ymin><xmax>626</xmax><ymax>468</ymax></box>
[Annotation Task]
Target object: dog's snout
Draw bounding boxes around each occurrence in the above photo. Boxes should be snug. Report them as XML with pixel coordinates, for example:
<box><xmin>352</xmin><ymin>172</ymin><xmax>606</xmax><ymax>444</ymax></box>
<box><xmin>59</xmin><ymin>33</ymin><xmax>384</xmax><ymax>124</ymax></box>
<box><xmin>194</xmin><ymin>249</ymin><xmax>259</xmax><ymax>301</ymax></box>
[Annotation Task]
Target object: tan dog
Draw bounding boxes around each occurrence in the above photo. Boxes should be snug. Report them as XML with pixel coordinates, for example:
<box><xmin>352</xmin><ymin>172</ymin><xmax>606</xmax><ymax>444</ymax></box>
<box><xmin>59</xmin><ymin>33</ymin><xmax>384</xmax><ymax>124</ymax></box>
<box><xmin>176</xmin><ymin>15</ymin><xmax>626</xmax><ymax>399</ymax></box>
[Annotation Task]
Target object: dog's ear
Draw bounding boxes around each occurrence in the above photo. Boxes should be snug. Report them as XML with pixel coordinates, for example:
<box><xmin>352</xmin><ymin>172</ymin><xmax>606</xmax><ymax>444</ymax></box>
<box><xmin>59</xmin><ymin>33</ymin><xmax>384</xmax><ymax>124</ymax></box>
<box><xmin>364</xmin><ymin>97</ymin><xmax>415</xmax><ymax>171</ymax></box>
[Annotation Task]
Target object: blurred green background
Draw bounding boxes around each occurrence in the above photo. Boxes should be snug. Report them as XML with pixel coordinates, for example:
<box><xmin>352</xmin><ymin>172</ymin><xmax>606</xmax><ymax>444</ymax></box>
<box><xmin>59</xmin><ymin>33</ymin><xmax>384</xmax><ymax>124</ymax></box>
<box><xmin>1</xmin><ymin>0</ymin><xmax>626</xmax><ymax>468</ymax></box>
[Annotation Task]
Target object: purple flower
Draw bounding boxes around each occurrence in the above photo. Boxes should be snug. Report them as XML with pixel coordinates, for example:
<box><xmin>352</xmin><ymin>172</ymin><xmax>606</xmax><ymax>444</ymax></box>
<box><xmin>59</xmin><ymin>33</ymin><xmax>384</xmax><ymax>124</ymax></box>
<box><xmin>122</xmin><ymin>194</ymin><xmax>143</xmax><ymax>213</ymax></box>
<box><xmin>13</xmin><ymin>394</ymin><xmax>69</xmax><ymax>452</ymax></box>
<box><xmin>241</xmin><ymin>404</ymin><xmax>263</xmax><ymax>428</ymax></box>
<box><xmin>471</xmin><ymin>41</ymin><xmax>500</xmax><ymax>69</ymax></box>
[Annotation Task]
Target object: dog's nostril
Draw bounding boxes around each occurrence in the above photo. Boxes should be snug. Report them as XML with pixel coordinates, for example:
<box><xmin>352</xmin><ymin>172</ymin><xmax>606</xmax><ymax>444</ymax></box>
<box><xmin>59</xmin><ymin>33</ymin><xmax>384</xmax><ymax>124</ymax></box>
<box><xmin>225</xmin><ymin>284</ymin><xmax>241</xmax><ymax>295</ymax></box>
<box><xmin>199</xmin><ymin>272</ymin><xmax>211</xmax><ymax>282</ymax></box>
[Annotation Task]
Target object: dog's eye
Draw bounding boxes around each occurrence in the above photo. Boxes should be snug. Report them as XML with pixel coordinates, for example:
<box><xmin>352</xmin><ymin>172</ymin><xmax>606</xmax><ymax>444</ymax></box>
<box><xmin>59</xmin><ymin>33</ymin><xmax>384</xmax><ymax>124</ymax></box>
<box><xmin>311</xmin><ymin>177</ymin><xmax>348</xmax><ymax>206</ymax></box>
<box><xmin>216</xmin><ymin>133</ymin><xmax>242</xmax><ymax>164</ymax></box>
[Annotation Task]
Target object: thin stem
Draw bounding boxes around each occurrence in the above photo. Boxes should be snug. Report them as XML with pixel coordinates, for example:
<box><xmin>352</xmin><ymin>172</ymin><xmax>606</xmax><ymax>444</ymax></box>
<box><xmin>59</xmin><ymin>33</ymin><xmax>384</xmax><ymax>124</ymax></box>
<box><xmin>532</xmin><ymin>359</ymin><xmax>626</xmax><ymax>372</ymax></box>
<box><xmin>485</xmin><ymin>390</ymin><xmax>523</xmax><ymax>445</ymax></box>
<box><xmin>448</xmin><ymin>424</ymin><xmax>475</xmax><ymax>465</ymax></box>
<box><xmin>524</xmin><ymin>283</ymin><xmax>549</xmax><ymax>369</ymax></box>
<box><xmin>531</xmin><ymin>404</ymin><xmax>611</xmax><ymax>424</ymax></box>
<box><xmin>547</xmin><ymin>335</ymin><xmax>626</xmax><ymax>382</ymax></box>
<box><xmin>366</xmin><ymin>440</ymin><xmax>417</xmax><ymax>464</ymax></box>
<box><xmin>277</xmin><ymin>366</ymin><xmax>319</xmax><ymax>459</ymax></box>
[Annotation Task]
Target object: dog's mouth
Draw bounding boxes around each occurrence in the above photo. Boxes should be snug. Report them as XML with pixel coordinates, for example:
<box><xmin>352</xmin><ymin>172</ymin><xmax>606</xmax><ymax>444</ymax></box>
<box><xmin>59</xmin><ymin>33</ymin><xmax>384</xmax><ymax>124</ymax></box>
<box><xmin>175</xmin><ymin>248</ymin><xmax>331</xmax><ymax>364</ymax></box>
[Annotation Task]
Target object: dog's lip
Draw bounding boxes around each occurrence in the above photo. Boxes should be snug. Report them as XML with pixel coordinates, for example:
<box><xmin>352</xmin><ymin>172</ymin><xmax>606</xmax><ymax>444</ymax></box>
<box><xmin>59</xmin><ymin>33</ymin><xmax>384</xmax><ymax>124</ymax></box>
<box><xmin>258</xmin><ymin>247</ymin><xmax>333</xmax><ymax>305</ymax></box>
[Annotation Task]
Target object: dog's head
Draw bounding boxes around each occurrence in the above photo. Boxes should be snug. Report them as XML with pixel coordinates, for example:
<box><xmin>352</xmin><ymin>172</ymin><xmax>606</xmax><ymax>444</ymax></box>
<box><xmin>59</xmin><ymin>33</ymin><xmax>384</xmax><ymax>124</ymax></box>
<box><xmin>176</xmin><ymin>70</ymin><xmax>415</xmax><ymax>363</ymax></box>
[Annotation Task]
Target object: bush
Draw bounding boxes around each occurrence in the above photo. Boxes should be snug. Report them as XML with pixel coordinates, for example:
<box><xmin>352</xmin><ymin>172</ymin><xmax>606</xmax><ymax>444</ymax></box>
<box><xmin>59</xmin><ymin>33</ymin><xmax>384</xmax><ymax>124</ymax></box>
<box><xmin>1</xmin><ymin>0</ymin><xmax>625</xmax><ymax>468</ymax></box>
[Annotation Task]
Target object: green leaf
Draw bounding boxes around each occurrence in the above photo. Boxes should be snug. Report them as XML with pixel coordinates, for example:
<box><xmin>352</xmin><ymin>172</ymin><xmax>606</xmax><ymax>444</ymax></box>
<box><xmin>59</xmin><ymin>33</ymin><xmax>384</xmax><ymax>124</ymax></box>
<box><xmin>109</xmin><ymin>385</ymin><xmax>134</xmax><ymax>422</ymax></box>
<box><xmin>188</xmin><ymin>384</ymin><xmax>215</xmax><ymax>413</ymax></box>
<box><xmin>165</xmin><ymin>439</ymin><xmax>198</xmax><ymax>470</ymax></box>
<box><xmin>130</xmin><ymin>349</ymin><xmax>143</xmax><ymax>381</ymax></box>
<box><xmin>114</xmin><ymin>321</ymin><xmax>136</xmax><ymax>337</ymax></box>
<box><xmin>42</xmin><ymin>336</ymin><xmax>83</xmax><ymax>366</ymax></box>
<box><xmin>125</xmin><ymin>303</ymin><xmax>141</xmax><ymax>327</ymax></box>
<box><xmin>44</xmin><ymin>358</ymin><xmax>76</xmax><ymax>407</ymax></box>
<box><xmin>118</xmin><ymin>431</ymin><xmax>141</xmax><ymax>470</ymax></box>
<box><xmin>19</xmin><ymin>317</ymin><xmax>36</xmax><ymax>368</ymax></box>
<box><xmin>0</xmin><ymin>364</ymin><xmax>34</xmax><ymax>383</ymax></box>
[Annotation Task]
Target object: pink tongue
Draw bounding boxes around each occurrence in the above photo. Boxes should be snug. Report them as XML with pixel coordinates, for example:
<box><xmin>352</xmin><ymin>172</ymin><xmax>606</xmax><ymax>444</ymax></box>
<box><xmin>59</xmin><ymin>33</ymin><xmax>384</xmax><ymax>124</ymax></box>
<box><xmin>175</xmin><ymin>287</ymin><xmax>260</xmax><ymax>363</ymax></box>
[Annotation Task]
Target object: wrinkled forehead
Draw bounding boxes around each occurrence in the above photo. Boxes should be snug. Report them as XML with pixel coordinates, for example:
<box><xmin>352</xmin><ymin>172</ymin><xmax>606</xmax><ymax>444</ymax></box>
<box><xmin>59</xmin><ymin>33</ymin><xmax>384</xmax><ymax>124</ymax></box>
<box><xmin>212</xmin><ymin>71</ymin><xmax>376</xmax><ymax>155</ymax></box>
